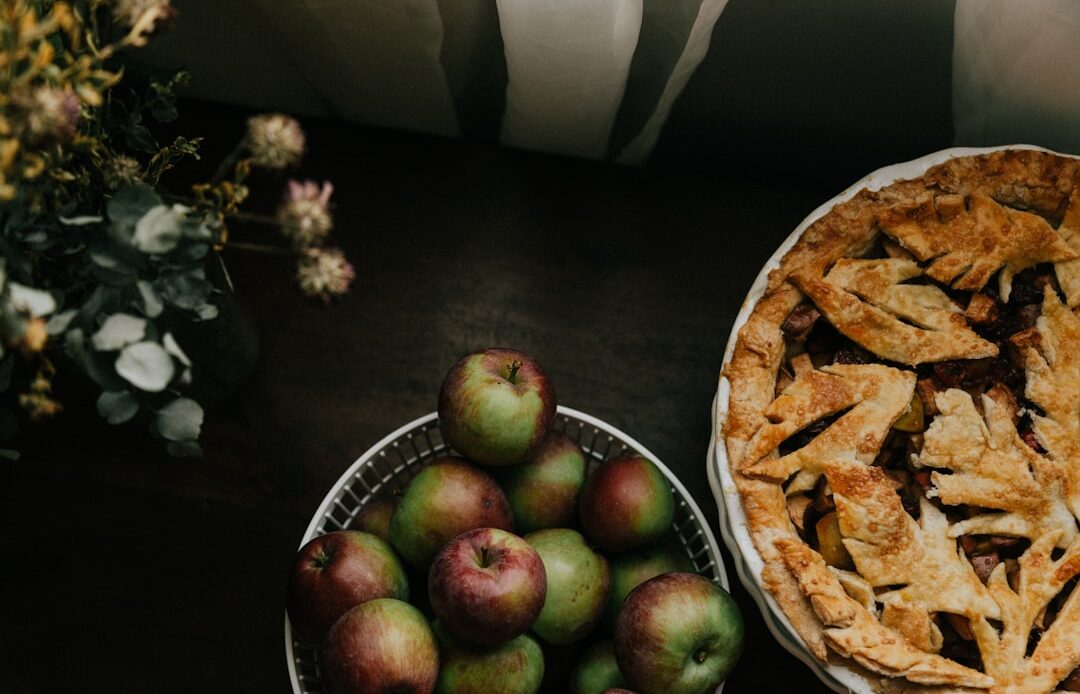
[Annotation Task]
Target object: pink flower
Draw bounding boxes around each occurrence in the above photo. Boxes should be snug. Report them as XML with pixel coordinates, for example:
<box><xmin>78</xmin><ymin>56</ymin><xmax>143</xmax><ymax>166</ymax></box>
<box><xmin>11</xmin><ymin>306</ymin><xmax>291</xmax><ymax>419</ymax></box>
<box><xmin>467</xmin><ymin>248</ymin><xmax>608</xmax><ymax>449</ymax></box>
<box><xmin>277</xmin><ymin>180</ymin><xmax>334</xmax><ymax>247</ymax></box>
<box><xmin>13</xmin><ymin>86</ymin><xmax>80</xmax><ymax>144</ymax></box>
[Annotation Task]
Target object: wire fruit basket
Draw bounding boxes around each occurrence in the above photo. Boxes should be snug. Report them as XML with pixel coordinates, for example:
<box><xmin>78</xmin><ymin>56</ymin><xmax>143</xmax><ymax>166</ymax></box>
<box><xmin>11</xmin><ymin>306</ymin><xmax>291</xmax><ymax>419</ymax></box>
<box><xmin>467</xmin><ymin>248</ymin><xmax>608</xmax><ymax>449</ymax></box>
<box><xmin>285</xmin><ymin>405</ymin><xmax>730</xmax><ymax>694</ymax></box>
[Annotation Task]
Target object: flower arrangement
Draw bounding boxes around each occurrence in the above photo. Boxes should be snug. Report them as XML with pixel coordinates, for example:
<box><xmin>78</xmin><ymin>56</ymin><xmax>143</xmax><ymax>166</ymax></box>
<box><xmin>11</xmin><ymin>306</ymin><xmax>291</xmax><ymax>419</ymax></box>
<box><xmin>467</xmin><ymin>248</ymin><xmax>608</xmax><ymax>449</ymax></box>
<box><xmin>0</xmin><ymin>0</ymin><xmax>354</xmax><ymax>457</ymax></box>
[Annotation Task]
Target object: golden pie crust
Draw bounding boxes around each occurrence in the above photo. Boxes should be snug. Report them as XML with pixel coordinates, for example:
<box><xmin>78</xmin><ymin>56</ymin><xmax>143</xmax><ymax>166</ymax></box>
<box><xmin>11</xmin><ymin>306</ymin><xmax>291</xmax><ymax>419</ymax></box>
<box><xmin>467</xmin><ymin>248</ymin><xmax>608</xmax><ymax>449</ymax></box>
<box><xmin>722</xmin><ymin>150</ymin><xmax>1080</xmax><ymax>693</ymax></box>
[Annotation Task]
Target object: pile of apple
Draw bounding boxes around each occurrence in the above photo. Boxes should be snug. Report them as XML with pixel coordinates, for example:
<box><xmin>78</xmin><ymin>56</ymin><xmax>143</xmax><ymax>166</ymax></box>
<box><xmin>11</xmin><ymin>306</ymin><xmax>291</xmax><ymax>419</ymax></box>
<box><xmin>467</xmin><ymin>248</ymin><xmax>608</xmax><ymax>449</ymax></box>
<box><xmin>287</xmin><ymin>348</ymin><xmax>744</xmax><ymax>694</ymax></box>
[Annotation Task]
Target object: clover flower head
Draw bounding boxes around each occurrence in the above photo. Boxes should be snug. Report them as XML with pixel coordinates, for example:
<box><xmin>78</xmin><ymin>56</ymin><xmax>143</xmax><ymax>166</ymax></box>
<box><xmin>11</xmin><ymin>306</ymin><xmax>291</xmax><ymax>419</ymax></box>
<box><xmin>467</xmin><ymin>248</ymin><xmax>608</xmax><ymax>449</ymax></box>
<box><xmin>114</xmin><ymin>0</ymin><xmax>176</xmax><ymax>34</ymax></box>
<box><xmin>278</xmin><ymin>180</ymin><xmax>334</xmax><ymax>247</ymax></box>
<box><xmin>14</xmin><ymin>86</ymin><xmax>80</xmax><ymax>145</ymax></box>
<box><xmin>104</xmin><ymin>155</ymin><xmax>142</xmax><ymax>190</ymax></box>
<box><xmin>245</xmin><ymin>114</ymin><xmax>305</xmax><ymax>170</ymax></box>
<box><xmin>297</xmin><ymin>247</ymin><xmax>355</xmax><ymax>302</ymax></box>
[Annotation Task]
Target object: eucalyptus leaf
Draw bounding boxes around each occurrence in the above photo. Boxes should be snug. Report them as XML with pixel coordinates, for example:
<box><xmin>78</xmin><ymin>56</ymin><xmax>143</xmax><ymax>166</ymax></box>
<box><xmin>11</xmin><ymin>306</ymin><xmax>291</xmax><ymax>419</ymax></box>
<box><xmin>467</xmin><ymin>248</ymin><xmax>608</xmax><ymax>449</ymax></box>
<box><xmin>136</xmin><ymin>280</ymin><xmax>163</xmax><ymax>317</ymax></box>
<box><xmin>133</xmin><ymin>205</ymin><xmax>182</xmax><ymax>254</ymax></box>
<box><xmin>162</xmin><ymin>332</ymin><xmax>191</xmax><ymax>366</ymax></box>
<box><xmin>0</xmin><ymin>448</ymin><xmax>20</xmax><ymax>461</ymax></box>
<box><xmin>173</xmin><ymin>242</ymin><xmax>209</xmax><ymax>261</ymax></box>
<box><xmin>7</xmin><ymin>283</ymin><xmax>56</xmax><ymax>317</ymax></box>
<box><xmin>158</xmin><ymin>272</ymin><xmax>211</xmax><ymax>310</ymax></box>
<box><xmin>84</xmin><ymin>349</ymin><xmax>125</xmax><ymax>390</ymax></box>
<box><xmin>155</xmin><ymin>397</ymin><xmax>203</xmax><ymax>442</ymax></box>
<box><xmin>182</xmin><ymin>220</ymin><xmax>213</xmax><ymax>241</ymax></box>
<box><xmin>91</xmin><ymin>313</ymin><xmax>147</xmax><ymax>351</ymax></box>
<box><xmin>76</xmin><ymin>286</ymin><xmax>119</xmax><ymax>325</ymax></box>
<box><xmin>45</xmin><ymin>309</ymin><xmax>77</xmax><ymax>335</ymax></box>
<box><xmin>89</xmin><ymin>263</ymin><xmax>137</xmax><ymax>287</ymax></box>
<box><xmin>59</xmin><ymin>215</ymin><xmax>104</xmax><ymax>226</ymax></box>
<box><xmin>166</xmin><ymin>440</ymin><xmax>202</xmax><ymax>458</ymax></box>
<box><xmin>96</xmin><ymin>390</ymin><xmax>138</xmax><ymax>424</ymax></box>
<box><xmin>115</xmin><ymin>341</ymin><xmax>175</xmax><ymax>392</ymax></box>
<box><xmin>194</xmin><ymin>303</ymin><xmax>218</xmax><ymax>321</ymax></box>
<box><xmin>88</xmin><ymin>245</ymin><xmax>127</xmax><ymax>270</ymax></box>
<box><xmin>108</xmin><ymin>185</ymin><xmax>161</xmax><ymax>238</ymax></box>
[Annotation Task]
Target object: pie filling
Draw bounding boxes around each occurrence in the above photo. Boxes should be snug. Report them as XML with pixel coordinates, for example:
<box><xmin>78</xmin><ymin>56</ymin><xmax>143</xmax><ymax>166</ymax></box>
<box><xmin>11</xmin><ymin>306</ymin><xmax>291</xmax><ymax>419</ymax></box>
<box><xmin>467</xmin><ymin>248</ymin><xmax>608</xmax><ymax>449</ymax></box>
<box><xmin>730</xmin><ymin>153</ymin><xmax>1080</xmax><ymax>693</ymax></box>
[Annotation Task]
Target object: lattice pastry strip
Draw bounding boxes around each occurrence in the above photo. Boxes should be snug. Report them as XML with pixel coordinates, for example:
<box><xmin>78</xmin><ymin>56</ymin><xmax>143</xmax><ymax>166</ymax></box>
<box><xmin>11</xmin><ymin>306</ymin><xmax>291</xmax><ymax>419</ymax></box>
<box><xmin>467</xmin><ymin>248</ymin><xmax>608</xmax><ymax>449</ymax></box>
<box><xmin>790</xmin><ymin>258</ymin><xmax>998</xmax><ymax>365</ymax></box>
<box><xmin>915</xmin><ymin>387</ymin><xmax>1076</xmax><ymax>549</ymax></box>
<box><xmin>740</xmin><ymin>363</ymin><xmax>915</xmax><ymax>494</ymax></box>
<box><xmin>776</xmin><ymin>536</ymin><xmax>995</xmax><ymax>689</ymax></box>
<box><xmin>1023</xmin><ymin>286</ymin><xmax>1080</xmax><ymax>490</ymax></box>
<box><xmin>1055</xmin><ymin>190</ymin><xmax>1080</xmax><ymax>309</ymax></box>
<box><xmin>877</xmin><ymin>192</ymin><xmax>1077</xmax><ymax>302</ymax></box>
<box><xmin>827</xmin><ymin>462</ymin><xmax>1001</xmax><ymax>622</ymax></box>
<box><xmin>971</xmin><ymin>533</ymin><xmax>1080</xmax><ymax>693</ymax></box>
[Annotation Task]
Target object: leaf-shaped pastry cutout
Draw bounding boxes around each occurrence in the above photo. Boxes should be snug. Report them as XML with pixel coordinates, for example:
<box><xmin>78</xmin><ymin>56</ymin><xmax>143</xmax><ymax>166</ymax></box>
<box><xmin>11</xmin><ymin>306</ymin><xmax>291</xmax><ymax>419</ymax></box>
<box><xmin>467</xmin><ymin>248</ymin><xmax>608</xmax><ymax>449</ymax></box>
<box><xmin>1055</xmin><ymin>190</ymin><xmax>1080</xmax><ymax>309</ymax></box>
<box><xmin>790</xmin><ymin>258</ymin><xmax>998</xmax><ymax>365</ymax></box>
<box><xmin>1023</xmin><ymin>286</ymin><xmax>1080</xmax><ymax>525</ymax></box>
<box><xmin>914</xmin><ymin>386</ymin><xmax>1076</xmax><ymax>548</ymax></box>
<box><xmin>740</xmin><ymin>363</ymin><xmax>915</xmax><ymax>493</ymax></box>
<box><xmin>877</xmin><ymin>192</ymin><xmax>1077</xmax><ymax>301</ymax></box>
<box><xmin>826</xmin><ymin>462</ymin><xmax>1001</xmax><ymax>622</ymax></box>
<box><xmin>970</xmin><ymin>532</ymin><xmax>1080</xmax><ymax>692</ymax></box>
<box><xmin>775</xmin><ymin>537</ymin><xmax>995</xmax><ymax>689</ymax></box>
<box><xmin>881</xmin><ymin>602</ymin><xmax>943</xmax><ymax>654</ymax></box>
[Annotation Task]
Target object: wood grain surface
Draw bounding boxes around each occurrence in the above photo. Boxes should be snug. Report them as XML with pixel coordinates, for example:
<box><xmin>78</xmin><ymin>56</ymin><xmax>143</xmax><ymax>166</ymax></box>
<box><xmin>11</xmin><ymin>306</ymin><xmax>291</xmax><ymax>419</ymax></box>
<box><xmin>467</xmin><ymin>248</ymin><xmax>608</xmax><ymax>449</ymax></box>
<box><xmin>4</xmin><ymin>101</ymin><xmax>916</xmax><ymax>693</ymax></box>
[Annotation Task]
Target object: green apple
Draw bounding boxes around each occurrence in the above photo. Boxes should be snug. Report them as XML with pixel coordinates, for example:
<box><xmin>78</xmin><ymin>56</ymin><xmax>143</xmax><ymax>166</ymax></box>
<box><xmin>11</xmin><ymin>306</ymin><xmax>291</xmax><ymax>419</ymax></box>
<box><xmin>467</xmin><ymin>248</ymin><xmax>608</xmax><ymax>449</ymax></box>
<box><xmin>498</xmin><ymin>432</ymin><xmax>586</xmax><ymax>533</ymax></box>
<box><xmin>603</xmin><ymin>544</ymin><xmax>694</xmax><ymax>633</ymax></box>
<box><xmin>433</xmin><ymin>621</ymin><xmax>544</xmax><ymax>694</ymax></box>
<box><xmin>438</xmin><ymin>348</ymin><xmax>556</xmax><ymax>466</ymax></box>
<box><xmin>580</xmin><ymin>455</ymin><xmax>675</xmax><ymax>553</ymax></box>
<box><xmin>525</xmin><ymin>528</ymin><xmax>611</xmax><ymax>645</ymax></box>
<box><xmin>614</xmin><ymin>573</ymin><xmax>743</xmax><ymax>694</ymax></box>
<box><xmin>568</xmin><ymin>640</ymin><xmax>628</xmax><ymax>694</ymax></box>
<box><xmin>390</xmin><ymin>457</ymin><xmax>513</xmax><ymax>569</ymax></box>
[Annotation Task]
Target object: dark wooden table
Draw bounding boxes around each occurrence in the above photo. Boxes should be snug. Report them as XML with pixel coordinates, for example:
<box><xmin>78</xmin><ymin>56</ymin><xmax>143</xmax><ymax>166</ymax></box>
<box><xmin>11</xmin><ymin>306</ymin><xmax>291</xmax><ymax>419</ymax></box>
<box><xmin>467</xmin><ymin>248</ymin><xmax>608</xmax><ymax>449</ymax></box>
<box><xmin>4</xmin><ymin>101</ymin><xmax>940</xmax><ymax>693</ymax></box>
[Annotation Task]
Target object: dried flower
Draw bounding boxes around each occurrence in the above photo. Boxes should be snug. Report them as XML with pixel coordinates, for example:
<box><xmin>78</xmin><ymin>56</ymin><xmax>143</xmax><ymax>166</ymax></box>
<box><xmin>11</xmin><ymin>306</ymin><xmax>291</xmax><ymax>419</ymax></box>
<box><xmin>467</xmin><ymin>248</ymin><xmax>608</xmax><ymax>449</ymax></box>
<box><xmin>21</xmin><ymin>317</ymin><xmax>48</xmax><ymax>353</ymax></box>
<box><xmin>277</xmin><ymin>180</ymin><xmax>334</xmax><ymax>247</ymax></box>
<box><xmin>297</xmin><ymin>247</ymin><xmax>355</xmax><ymax>302</ymax></box>
<box><xmin>19</xmin><ymin>367</ymin><xmax>62</xmax><ymax>421</ymax></box>
<box><xmin>245</xmin><ymin>114</ymin><xmax>305</xmax><ymax>170</ymax></box>
<box><xmin>12</xmin><ymin>86</ymin><xmax>80</xmax><ymax>145</ymax></box>
<box><xmin>114</xmin><ymin>0</ymin><xmax>176</xmax><ymax>37</ymax></box>
<box><xmin>103</xmin><ymin>155</ymin><xmax>142</xmax><ymax>190</ymax></box>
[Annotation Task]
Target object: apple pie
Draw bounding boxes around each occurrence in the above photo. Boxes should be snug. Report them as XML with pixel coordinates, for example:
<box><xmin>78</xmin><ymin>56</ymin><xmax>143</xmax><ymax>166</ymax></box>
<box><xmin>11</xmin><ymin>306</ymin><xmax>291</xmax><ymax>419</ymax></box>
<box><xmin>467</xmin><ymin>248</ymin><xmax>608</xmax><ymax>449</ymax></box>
<box><xmin>722</xmin><ymin>149</ymin><xmax>1080</xmax><ymax>692</ymax></box>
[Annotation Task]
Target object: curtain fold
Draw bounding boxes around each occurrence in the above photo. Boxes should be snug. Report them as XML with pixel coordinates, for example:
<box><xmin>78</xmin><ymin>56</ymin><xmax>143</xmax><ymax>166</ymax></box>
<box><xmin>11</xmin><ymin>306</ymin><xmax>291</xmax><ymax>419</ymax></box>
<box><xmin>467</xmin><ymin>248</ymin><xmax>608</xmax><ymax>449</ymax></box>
<box><xmin>256</xmin><ymin>0</ymin><xmax>461</xmax><ymax>138</ymax></box>
<box><xmin>953</xmin><ymin>0</ymin><xmax>1080</xmax><ymax>153</ymax></box>
<box><xmin>146</xmin><ymin>0</ymin><xmax>734</xmax><ymax>163</ymax></box>
<box><xmin>615</xmin><ymin>0</ymin><xmax>731</xmax><ymax>164</ymax></box>
<box><xmin>495</xmin><ymin>0</ymin><xmax>644</xmax><ymax>160</ymax></box>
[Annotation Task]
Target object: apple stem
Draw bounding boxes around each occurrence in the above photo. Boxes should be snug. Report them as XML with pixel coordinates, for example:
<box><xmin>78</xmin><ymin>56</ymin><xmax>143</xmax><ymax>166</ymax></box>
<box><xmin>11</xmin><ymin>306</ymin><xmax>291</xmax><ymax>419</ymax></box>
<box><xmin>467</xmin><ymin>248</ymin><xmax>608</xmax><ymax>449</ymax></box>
<box><xmin>694</xmin><ymin>649</ymin><xmax>708</xmax><ymax>664</ymax></box>
<box><xmin>479</xmin><ymin>546</ymin><xmax>491</xmax><ymax>568</ymax></box>
<box><xmin>505</xmin><ymin>360</ymin><xmax>522</xmax><ymax>384</ymax></box>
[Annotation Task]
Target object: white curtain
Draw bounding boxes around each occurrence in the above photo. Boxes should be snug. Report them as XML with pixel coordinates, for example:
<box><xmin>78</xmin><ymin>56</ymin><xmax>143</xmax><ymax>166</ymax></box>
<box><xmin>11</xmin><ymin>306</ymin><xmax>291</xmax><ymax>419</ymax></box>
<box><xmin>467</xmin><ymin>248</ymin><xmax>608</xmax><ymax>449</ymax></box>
<box><xmin>496</xmin><ymin>0</ymin><xmax>643</xmax><ymax>160</ymax></box>
<box><xmin>953</xmin><ymin>0</ymin><xmax>1080</xmax><ymax>153</ymax></box>
<box><xmin>148</xmin><ymin>0</ymin><xmax>730</xmax><ymax>163</ymax></box>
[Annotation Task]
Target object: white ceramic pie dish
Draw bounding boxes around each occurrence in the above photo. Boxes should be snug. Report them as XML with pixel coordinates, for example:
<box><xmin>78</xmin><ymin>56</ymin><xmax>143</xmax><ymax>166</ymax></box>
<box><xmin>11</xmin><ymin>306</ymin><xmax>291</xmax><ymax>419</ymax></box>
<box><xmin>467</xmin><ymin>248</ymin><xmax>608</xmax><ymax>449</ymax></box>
<box><xmin>707</xmin><ymin>144</ymin><xmax>1078</xmax><ymax>693</ymax></box>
